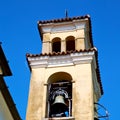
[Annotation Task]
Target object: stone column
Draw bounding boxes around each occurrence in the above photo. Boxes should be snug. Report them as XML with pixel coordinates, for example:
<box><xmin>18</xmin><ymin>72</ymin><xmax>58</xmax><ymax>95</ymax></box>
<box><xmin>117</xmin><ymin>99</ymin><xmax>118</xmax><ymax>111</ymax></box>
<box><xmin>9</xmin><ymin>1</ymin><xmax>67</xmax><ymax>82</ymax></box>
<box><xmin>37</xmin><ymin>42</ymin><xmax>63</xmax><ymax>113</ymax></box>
<box><xmin>61</xmin><ymin>40</ymin><xmax>66</xmax><ymax>52</ymax></box>
<box><xmin>49</xmin><ymin>41</ymin><xmax>52</xmax><ymax>53</ymax></box>
<box><xmin>42</xmin><ymin>41</ymin><xmax>52</xmax><ymax>53</ymax></box>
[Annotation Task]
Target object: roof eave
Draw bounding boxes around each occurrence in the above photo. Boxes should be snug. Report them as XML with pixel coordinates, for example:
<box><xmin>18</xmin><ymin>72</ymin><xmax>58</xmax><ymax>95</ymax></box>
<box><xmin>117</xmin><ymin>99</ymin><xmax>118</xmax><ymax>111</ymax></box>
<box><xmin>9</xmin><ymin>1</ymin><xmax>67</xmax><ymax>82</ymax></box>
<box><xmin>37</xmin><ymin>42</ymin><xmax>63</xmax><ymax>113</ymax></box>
<box><xmin>0</xmin><ymin>44</ymin><xmax>12</xmax><ymax>76</ymax></box>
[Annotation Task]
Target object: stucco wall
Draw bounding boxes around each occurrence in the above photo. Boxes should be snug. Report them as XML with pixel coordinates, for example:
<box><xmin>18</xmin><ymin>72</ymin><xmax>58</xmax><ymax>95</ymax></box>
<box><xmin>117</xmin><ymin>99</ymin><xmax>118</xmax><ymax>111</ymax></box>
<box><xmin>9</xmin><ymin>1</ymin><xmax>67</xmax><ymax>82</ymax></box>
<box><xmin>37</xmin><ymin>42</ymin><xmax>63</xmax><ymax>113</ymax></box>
<box><xmin>42</xmin><ymin>29</ymin><xmax>86</xmax><ymax>53</ymax></box>
<box><xmin>0</xmin><ymin>92</ymin><xmax>13</xmax><ymax>120</ymax></box>
<box><xmin>26</xmin><ymin>63</ymin><xmax>94</xmax><ymax>120</ymax></box>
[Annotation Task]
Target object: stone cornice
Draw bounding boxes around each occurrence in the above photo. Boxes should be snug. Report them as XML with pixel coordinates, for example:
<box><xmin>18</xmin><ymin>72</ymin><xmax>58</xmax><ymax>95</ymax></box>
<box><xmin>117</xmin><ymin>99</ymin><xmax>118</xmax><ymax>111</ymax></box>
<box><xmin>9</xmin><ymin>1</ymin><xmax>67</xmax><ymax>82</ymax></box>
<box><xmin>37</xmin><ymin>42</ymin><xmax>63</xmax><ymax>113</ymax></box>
<box><xmin>27</xmin><ymin>51</ymin><xmax>96</xmax><ymax>68</ymax></box>
<box><xmin>26</xmin><ymin>49</ymin><xmax>103</xmax><ymax>95</ymax></box>
<box><xmin>39</xmin><ymin>20</ymin><xmax>87</xmax><ymax>34</ymax></box>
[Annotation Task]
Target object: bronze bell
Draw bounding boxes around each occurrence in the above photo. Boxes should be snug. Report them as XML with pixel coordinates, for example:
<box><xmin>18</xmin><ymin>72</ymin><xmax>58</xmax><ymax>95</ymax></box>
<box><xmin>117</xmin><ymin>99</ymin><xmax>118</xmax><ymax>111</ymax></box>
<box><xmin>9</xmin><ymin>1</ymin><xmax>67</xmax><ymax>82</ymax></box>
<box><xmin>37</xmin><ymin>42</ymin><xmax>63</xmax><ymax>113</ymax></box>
<box><xmin>51</xmin><ymin>95</ymin><xmax>68</xmax><ymax>117</ymax></box>
<box><xmin>52</xmin><ymin>95</ymin><xmax>66</xmax><ymax>106</ymax></box>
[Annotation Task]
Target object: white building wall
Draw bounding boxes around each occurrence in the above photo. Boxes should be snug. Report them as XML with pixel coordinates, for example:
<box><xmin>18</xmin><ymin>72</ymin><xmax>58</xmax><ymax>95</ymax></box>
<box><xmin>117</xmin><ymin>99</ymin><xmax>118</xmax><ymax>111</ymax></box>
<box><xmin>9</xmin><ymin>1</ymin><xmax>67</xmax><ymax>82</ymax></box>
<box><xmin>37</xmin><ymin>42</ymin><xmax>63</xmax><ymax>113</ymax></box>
<box><xmin>0</xmin><ymin>92</ymin><xmax>13</xmax><ymax>120</ymax></box>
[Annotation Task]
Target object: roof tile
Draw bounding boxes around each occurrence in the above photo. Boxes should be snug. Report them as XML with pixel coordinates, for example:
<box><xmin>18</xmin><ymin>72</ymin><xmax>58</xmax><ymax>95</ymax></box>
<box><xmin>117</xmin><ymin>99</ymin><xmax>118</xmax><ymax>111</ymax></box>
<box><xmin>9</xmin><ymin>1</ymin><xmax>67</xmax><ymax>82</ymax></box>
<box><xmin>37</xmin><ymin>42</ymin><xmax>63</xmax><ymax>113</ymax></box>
<box><xmin>38</xmin><ymin>15</ymin><xmax>90</xmax><ymax>24</ymax></box>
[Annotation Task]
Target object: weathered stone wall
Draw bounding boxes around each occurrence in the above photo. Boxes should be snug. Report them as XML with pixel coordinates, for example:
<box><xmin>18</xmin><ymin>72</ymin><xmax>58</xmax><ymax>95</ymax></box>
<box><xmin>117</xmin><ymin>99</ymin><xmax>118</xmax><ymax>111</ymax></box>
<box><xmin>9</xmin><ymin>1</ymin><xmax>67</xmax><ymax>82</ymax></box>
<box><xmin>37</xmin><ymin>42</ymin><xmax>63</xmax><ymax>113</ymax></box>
<box><xmin>26</xmin><ymin>63</ymin><xmax>94</xmax><ymax>120</ymax></box>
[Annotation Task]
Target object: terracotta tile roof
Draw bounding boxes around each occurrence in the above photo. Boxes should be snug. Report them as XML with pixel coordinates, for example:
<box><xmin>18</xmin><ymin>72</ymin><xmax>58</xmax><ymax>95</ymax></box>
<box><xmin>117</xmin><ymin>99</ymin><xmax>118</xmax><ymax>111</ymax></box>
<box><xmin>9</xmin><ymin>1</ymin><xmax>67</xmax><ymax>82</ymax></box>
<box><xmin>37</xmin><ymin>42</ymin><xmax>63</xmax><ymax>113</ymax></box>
<box><xmin>38</xmin><ymin>15</ymin><xmax>90</xmax><ymax>24</ymax></box>
<box><xmin>37</xmin><ymin>15</ymin><xmax>94</xmax><ymax>47</ymax></box>
<box><xmin>26</xmin><ymin>48</ymin><xmax>96</xmax><ymax>57</ymax></box>
<box><xmin>26</xmin><ymin>48</ymin><xmax>103</xmax><ymax>95</ymax></box>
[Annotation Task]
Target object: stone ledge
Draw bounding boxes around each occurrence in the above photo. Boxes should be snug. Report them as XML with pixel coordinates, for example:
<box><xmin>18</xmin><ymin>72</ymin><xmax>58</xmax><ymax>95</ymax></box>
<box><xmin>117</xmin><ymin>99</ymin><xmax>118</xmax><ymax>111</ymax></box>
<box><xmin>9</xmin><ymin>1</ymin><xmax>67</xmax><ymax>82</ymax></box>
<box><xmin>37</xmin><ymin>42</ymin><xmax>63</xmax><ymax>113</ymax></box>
<box><xmin>43</xmin><ymin>117</ymin><xmax>75</xmax><ymax>120</ymax></box>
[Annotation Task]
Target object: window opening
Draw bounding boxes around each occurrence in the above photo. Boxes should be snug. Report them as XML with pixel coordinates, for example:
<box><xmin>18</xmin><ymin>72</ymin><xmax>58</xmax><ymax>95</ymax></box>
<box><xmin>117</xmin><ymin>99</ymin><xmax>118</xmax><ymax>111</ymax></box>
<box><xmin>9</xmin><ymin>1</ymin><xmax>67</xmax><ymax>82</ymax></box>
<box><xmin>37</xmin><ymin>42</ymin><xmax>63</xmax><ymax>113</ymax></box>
<box><xmin>48</xmin><ymin>80</ymin><xmax>72</xmax><ymax>118</ymax></box>
<box><xmin>66</xmin><ymin>36</ymin><xmax>75</xmax><ymax>51</ymax></box>
<box><xmin>52</xmin><ymin>38</ymin><xmax>61</xmax><ymax>52</ymax></box>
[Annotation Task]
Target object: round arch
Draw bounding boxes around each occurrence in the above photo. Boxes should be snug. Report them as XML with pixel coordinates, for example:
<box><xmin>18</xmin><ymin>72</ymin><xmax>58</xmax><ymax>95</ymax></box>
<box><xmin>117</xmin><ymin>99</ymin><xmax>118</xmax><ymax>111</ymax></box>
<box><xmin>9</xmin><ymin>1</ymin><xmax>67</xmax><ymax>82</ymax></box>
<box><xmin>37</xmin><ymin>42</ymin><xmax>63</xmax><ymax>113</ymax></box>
<box><xmin>65</xmin><ymin>36</ymin><xmax>75</xmax><ymax>51</ymax></box>
<box><xmin>52</xmin><ymin>37</ymin><xmax>61</xmax><ymax>52</ymax></box>
<box><xmin>47</xmin><ymin>72</ymin><xmax>72</xmax><ymax>84</ymax></box>
<box><xmin>65</xmin><ymin>36</ymin><xmax>75</xmax><ymax>40</ymax></box>
<box><xmin>46</xmin><ymin>72</ymin><xmax>73</xmax><ymax>117</ymax></box>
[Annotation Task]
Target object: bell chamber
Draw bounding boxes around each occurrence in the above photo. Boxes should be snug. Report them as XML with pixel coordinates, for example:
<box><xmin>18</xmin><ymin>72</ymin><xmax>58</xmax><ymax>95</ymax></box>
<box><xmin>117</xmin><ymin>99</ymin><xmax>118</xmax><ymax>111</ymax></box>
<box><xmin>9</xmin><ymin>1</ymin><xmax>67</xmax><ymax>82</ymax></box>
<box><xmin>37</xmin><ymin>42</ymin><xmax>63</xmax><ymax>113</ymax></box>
<box><xmin>47</xmin><ymin>80</ymin><xmax>72</xmax><ymax>118</ymax></box>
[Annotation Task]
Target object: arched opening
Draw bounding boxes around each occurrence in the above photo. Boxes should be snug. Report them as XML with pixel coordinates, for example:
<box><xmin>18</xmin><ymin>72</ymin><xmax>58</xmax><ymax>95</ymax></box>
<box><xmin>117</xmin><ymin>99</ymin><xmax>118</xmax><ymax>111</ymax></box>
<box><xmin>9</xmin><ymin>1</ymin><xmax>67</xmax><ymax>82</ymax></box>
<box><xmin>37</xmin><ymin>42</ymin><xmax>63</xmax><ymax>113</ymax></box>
<box><xmin>46</xmin><ymin>72</ymin><xmax>73</xmax><ymax>118</ymax></box>
<box><xmin>52</xmin><ymin>38</ymin><xmax>61</xmax><ymax>52</ymax></box>
<box><xmin>66</xmin><ymin>36</ymin><xmax>75</xmax><ymax>51</ymax></box>
<box><xmin>48</xmin><ymin>72</ymin><xmax>72</xmax><ymax>84</ymax></box>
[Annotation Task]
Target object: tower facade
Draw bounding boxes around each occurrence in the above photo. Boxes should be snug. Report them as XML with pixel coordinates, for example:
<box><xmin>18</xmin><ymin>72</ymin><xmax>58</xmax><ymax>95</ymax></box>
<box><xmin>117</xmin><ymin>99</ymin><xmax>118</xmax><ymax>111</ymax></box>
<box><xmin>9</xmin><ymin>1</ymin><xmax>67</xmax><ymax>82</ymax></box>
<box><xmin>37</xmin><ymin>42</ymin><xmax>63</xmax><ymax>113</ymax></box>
<box><xmin>26</xmin><ymin>15</ymin><xmax>103</xmax><ymax>120</ymax></box>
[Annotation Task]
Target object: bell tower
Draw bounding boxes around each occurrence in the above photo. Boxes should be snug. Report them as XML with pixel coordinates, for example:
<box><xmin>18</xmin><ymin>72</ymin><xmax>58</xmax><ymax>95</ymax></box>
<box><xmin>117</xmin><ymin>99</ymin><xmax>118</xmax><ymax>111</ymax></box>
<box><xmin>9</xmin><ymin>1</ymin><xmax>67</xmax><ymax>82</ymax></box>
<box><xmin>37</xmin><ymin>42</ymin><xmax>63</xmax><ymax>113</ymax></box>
<box><xmin>26</xmin><ymin>15</ymin><xmax>103</xmax><ymax>120</ymax></box>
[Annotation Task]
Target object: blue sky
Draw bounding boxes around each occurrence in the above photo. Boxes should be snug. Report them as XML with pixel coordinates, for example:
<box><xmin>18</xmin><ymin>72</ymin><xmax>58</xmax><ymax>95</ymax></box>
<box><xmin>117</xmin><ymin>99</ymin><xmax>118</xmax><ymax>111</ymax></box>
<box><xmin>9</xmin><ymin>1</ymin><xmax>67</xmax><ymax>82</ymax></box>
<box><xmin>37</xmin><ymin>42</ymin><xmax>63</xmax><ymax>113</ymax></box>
<box><xmin>0</xmin><ymin>0</ymin><xmax>119</xmax><ymax>120</ymax></box>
